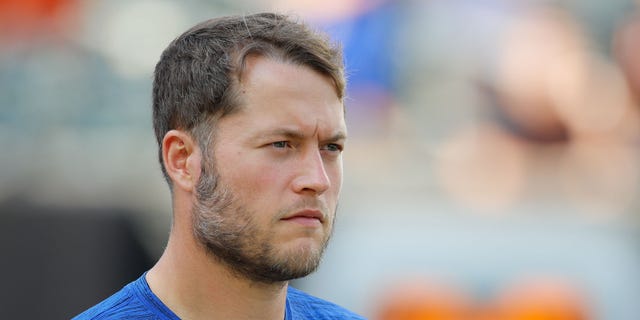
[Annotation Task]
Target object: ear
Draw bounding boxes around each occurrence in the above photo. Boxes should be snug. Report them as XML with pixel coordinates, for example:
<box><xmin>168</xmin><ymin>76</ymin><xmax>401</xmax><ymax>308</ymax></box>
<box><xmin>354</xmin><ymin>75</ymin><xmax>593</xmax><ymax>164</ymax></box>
<box><xmin>162</xmin><ymin>130</ymin><xmax>202</xmax><ymax>192</ymax></box>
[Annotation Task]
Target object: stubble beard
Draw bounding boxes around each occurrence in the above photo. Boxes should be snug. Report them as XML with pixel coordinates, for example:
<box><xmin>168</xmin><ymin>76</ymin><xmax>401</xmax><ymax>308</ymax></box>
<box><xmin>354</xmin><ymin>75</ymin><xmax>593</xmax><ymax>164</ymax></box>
<box><xmin>192</xmin><ymin>159</ymin><xmax>334</xmax><ymax>284</ymax></box>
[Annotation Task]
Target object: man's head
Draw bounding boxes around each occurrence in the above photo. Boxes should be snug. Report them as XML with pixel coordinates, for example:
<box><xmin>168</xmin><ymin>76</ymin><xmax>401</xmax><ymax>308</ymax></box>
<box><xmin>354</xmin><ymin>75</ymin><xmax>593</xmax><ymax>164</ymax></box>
<box><xmin>153</xmin><ymin>12</ymin><xmax>345</xmax><ymax>183</ymax></box>
<box><xmin>152</xmin><ymin>13</ymin><xmax>347</xmax><ymax>284</ymax></box>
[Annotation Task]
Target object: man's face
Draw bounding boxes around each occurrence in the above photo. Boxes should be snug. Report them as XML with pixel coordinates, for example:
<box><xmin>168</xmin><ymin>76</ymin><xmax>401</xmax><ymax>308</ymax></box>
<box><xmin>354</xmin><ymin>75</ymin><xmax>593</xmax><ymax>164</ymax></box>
<box><xmin>192</xmin><ymin>55</ymin><xmax>346</xmax><ymax>283</ymax></box>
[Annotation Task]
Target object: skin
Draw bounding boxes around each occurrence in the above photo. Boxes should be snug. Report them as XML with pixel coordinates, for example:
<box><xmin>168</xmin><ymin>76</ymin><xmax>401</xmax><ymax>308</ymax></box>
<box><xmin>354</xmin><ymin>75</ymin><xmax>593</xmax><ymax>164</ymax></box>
<box><xmin>146</xmin><ymin>55</ymin><xmax>347</xmax><ymax>320</ymax></box>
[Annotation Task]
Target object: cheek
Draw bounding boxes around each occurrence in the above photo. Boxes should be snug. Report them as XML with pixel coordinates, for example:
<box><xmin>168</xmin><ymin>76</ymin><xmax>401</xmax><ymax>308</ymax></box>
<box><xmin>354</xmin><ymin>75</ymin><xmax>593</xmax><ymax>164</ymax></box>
<box><xmin>254</xmin><ymin>166</ymin><xmax>285</xmax><ymax>192</ymax></box>
<box><xmin>228</xmin><ymin>160</ymin><xmax>289</xmax><ymax>199</ymax></box>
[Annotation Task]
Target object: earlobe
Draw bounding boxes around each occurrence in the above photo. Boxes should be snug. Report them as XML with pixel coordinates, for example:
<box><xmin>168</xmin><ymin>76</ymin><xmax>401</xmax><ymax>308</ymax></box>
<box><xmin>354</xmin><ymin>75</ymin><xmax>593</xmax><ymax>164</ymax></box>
<box><xmin>162</xmin><ymin>130</ymin><xmax>201</xmax><ymax>192</ymax></box>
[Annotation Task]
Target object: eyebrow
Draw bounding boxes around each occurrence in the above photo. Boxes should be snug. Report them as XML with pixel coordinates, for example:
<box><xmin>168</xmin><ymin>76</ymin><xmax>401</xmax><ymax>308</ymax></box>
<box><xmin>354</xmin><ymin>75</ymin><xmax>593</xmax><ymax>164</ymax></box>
<box><xmin>256</xmin><ymin>128</ymin><xmax>347</xmax><ymax>142</ymax></box>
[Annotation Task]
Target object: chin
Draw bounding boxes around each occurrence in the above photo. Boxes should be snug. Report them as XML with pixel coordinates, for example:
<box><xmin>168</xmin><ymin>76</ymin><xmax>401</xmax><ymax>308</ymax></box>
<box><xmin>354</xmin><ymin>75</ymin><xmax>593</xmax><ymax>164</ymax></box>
<box><xmin>287</xmin><ymin>235</ymin><xmax>325</xmax><ymax>254</ymax></box>
<box><xmin>278</xmin><ymin>240</ymin><xmax>324</xmax><ymax>268</ymax></box>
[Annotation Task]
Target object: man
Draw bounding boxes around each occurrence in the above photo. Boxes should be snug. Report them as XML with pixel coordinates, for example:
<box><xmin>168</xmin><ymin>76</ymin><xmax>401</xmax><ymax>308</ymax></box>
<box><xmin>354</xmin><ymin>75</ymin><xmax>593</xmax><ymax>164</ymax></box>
<box><xmin>74</xmin><ymin>12</ymin><xmax>364</xmax><ymax>320</ymax></box>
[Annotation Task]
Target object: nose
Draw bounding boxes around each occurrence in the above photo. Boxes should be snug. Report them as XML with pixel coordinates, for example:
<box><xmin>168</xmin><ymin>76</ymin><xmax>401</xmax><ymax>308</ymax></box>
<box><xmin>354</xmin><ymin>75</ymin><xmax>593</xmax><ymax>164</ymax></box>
<box><xmin>292</xmin><ymin>149</ymin><xmax>331</xmax><ymax>195</ymax></box>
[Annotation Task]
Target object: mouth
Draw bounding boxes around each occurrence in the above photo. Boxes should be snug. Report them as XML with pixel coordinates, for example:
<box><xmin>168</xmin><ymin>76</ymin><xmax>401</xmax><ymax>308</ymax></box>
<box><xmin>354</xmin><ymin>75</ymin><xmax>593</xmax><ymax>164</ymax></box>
<box><xmin>281</xmin><ymin>209</ymin><xmax>324</xmax><ymax>227</ymax></box>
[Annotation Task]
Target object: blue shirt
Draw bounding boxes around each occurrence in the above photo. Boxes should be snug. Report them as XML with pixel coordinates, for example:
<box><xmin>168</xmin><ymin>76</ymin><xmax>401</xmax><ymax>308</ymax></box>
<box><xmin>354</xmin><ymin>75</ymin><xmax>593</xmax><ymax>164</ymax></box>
<box><xmin>73</xmin><ymin>273</ymin><xmax>365</xmax><ymax>319</ymax></box>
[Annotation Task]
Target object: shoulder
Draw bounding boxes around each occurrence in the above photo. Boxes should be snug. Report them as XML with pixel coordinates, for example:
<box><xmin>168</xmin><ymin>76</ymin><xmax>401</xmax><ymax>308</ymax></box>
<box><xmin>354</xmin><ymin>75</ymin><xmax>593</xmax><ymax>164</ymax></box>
<box><xmin>72</xmin><ymin>275</ymin><xmax>177</xmax><ymax>320</ymax></box>
<box><xmin>287</xmin><ymin>286</ymin><xmax>366</xmax><ymax>319</ymax></box>
<box><xmin>72</xmin><ymin>281</ymin><xmax>141</xmax><ymax>320</ymax></box>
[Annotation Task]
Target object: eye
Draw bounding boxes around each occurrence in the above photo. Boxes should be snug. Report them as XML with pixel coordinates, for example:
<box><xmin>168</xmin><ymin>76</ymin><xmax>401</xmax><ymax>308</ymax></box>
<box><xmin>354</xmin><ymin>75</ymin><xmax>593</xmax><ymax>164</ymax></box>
<box><xmin>322</xmin><ymin>143</ymin><xmax>343</xmax><ymax>152</ymax></box>
<box><xmin>272</xmin><ymin>141</ymin><xmax>290</xmax><ymax>149</ymax></box>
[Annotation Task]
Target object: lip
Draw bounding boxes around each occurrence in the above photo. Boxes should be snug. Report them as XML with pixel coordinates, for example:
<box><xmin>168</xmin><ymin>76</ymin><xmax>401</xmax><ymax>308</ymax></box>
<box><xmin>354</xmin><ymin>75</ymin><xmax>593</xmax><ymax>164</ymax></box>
<box><xmin>281</xmin><ymin>209</ymin><xmax>325</xmax><ymax>224</ymax></box>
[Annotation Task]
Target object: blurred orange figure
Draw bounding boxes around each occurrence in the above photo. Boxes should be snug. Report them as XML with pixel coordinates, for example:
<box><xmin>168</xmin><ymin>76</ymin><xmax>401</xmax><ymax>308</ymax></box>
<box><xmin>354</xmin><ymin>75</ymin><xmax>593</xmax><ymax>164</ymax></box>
<box><xmin>0</xmin><ymin>0</ymin><xmax>78</xmax><ymax>39</ymax></box>
<box><xmin>374</xmin><ymin>278</ymin><xmax>472</xmax><ymax>320</ymax></box>
<box><xmin>494</xmin><ymin>277</ymin><xmax>590</xmax><ymax>320</ymax></box>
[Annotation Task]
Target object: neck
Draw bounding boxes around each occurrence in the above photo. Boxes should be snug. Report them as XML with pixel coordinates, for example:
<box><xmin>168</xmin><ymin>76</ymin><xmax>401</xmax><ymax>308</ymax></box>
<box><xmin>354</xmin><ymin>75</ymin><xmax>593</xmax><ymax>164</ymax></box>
<box><xmin>147</xmin><ymin>214</ymin><xmax>288</xmax><ymax>320</ymax></box>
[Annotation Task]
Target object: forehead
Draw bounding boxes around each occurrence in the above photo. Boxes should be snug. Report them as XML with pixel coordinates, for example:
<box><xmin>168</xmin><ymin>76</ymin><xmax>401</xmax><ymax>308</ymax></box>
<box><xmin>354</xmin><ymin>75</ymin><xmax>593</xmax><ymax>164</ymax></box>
<box><xmin>235</xmin><ymin>50</ymin><xmax>343</xmax><ymax>100</ymax></box>
<box><xmin>221</xmin><ymin>56</ymin><xmax>346</xmax><ymax>138</ymax></box>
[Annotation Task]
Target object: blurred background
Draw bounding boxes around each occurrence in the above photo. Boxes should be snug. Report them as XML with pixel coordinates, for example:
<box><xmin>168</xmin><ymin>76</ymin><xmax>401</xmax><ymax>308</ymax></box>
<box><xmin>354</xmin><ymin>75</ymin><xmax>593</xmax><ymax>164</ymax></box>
<box><xmin>1</xmin><ymin>0</ymin><xmax>640</xmax><ymax>319</ymax></box>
